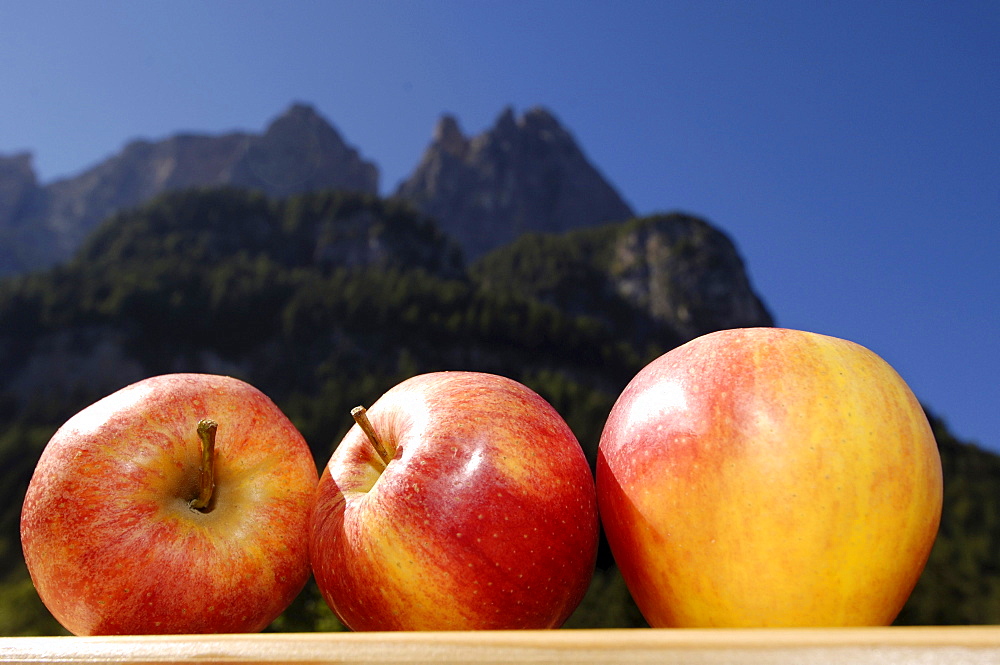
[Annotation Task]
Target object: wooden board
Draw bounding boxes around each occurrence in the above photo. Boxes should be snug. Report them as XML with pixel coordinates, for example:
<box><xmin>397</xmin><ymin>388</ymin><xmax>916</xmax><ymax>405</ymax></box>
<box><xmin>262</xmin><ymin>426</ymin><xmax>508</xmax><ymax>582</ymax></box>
<box><xmin>3</xmin><ymin>627</ymin><xmax>1000</xmax><ymax>664</ymax></box>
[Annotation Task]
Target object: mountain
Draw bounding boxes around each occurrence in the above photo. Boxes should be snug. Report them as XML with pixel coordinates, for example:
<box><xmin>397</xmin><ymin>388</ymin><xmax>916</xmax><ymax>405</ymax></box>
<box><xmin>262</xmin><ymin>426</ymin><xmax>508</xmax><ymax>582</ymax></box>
<box><xmin>0</xmin><ymin>190</ymin><xmax>757</xmax><ymax>446</ymax></box>
<box><xmin>396</xmin><ymin>107</ymin><xmax>636</xmax><ymax>260</ymax></box>
<box><xmin>1</xmin><ymin>104</ymin><xmax>635</xmax><ymax>275</ymax></box>
<box><xmin>474</xmin><ymin>213</ymin><xmax>774</xmax><ymax>351</ymax></box>
<box><xmin>0</xmin><ymin>104</ymin><xmax>378</xmax><ymax>276</ymax></box>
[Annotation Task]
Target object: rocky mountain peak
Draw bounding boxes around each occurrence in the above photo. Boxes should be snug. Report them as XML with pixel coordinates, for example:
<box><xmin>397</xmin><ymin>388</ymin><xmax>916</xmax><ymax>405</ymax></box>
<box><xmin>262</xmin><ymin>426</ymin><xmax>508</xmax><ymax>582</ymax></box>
<box><xmin>519</xmin><ymin>106</ymin><xmax>564</xmax><ymax>133</ymax></box>
<box><xmin>0</xmin><ymin>105</ymin><xmax>378</xmax><ymax>276</ymax></box>
<box><xmin>492</xmin><ymin>106</ymin><xmax>519</xmax><ymax>136</ymax></box>
<box><xmin>0</xmin><ymin>152</ymin><xmax>36</xmax><ymax>183</ymax></box>
<box><xmin>0</xmin><ymin>152</ymin><xmax>38</xmax><ymax>227</ymax></box>
<box><xmin>277</xmin><ymin>102</ymin><xmax>327</xmax><ymax>125</ymax></box>
<box><xmin>396</xmin><ymin>106</ymin><xmax>635</xmax><ymax>260</ymax></box>
<box><xmin>433</xmin><ymin>115</ymin><xmax>469</xmax><ymax>159</ymax></box>
<box><xmin>229</xmin><ymin>102</ymin><xmax>379</xmax><ymax>198</ymax></box>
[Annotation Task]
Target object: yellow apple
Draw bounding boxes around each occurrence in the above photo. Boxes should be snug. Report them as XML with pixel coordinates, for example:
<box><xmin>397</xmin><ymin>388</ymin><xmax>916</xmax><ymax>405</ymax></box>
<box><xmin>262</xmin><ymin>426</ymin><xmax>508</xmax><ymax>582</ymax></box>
<box><xmin>597</xmin><ymin>327</ymin><xmax>943</xmax><ymax>626</ymax></box>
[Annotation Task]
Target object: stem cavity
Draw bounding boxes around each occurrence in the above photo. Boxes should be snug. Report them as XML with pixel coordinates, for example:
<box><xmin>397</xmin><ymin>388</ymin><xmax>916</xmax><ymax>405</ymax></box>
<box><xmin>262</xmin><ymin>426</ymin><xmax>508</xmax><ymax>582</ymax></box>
<box><xmin>351</xmin><ymin>406</ymin><xmax>392</xmax><ymax>466</ymax></box>
<box><xmin>190</xmin><ymin>419</ymin><xmax>218</xmax><ymax>511</ymax></box>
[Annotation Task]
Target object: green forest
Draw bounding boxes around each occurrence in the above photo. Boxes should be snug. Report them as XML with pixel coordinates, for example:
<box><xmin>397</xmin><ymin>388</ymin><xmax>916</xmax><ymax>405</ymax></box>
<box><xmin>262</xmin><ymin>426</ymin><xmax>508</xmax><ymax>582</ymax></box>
<box><xmin>0</xmin><ymin>187</ymin><xmax>996</xmax><ymax>634</ymax></box>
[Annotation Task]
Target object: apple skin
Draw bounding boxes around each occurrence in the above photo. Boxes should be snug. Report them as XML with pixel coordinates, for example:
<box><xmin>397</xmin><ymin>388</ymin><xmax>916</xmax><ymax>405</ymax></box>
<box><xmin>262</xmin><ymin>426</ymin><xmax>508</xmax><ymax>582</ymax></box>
<box><xmin>597</xmin><ymin>327</ymin><xmax>943</xmax><ymax>627</ymax></box>
<box><xmin>310</xmin><ymin>371</ymin><xmax>599</xmax><ymax>631</ymax></box>
<box><xmin>20</xmin><ymin>373</ymin><xmax>319</xmax><ymax>636</ymax></box>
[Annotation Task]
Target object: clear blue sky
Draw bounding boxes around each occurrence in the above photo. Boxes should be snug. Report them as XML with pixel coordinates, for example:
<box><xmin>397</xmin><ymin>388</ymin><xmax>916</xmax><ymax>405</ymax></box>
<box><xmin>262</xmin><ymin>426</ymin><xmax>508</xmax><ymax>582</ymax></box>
<box><xmin>2</xmin><ymin>2</ymin><xmax>997</xmax><ymax>451</ymax></box>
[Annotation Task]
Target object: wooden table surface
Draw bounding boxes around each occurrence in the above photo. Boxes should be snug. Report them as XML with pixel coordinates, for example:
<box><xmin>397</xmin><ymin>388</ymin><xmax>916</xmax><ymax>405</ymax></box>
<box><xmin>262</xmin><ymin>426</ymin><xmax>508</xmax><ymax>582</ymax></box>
<box><xmin>3</xmin><ymin>627</ymin><xmax>1000</xmax><ymax>664</ymax></box>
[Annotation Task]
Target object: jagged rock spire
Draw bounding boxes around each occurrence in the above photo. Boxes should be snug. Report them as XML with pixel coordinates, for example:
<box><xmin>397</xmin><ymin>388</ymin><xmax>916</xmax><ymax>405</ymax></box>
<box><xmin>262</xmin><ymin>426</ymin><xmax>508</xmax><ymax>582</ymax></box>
<box><xmin>396</xmin><ymin>107</ymin><xmax>635</xmax><ymax>260</ymax></box>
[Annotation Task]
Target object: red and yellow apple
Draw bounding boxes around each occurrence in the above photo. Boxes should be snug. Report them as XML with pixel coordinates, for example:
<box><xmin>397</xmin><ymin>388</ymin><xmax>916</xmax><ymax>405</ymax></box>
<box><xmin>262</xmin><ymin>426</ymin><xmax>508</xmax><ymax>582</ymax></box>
<box><xmin>20</xmin><ymin>373</ymin><xmax>319</xmax><ymax>635</ymax></box>
<box><xmin>310</xmin><ymin>371</ymin><xmax>599</xmax><ymax>630</ymax></box>
<box><xmin>597</xmin><ymin>327</ymin><xmax>943</xmax><ymax>627</ymax></box>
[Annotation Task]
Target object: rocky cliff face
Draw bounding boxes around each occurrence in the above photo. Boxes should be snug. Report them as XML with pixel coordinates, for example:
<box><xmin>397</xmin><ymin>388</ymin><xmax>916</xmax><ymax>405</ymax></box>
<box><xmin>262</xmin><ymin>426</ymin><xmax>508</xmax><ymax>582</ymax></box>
<box><xmin>395</xmin><ymin>107</ymin><xmax>635</xmax><ymax>260</ymax></box>
<box><xmin>474</xmin><ymin>213</ymin><xmax>773</xmax><ymax>351</ymax></box>
<box><xmin>609</xmin><ymin>215</ymin><xmax>773</xmax><ymax>342</ymax></box>
<box><xmin>0</xmin><ymin>104</ymin><xmax>378</xmax><ymax>276</ymax></box>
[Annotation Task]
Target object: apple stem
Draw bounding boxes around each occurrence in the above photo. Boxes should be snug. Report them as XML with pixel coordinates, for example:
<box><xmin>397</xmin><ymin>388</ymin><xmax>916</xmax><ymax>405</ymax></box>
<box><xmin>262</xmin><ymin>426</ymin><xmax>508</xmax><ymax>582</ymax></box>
<box><xmin>351</xmin><ymin>406</ymin><xmax>392</xmax><ymax>466</ymax></box>
<box><xmin>190</xmin><ymin>419</ymin><xmax>218</xmax><ymax>511</ymax></box>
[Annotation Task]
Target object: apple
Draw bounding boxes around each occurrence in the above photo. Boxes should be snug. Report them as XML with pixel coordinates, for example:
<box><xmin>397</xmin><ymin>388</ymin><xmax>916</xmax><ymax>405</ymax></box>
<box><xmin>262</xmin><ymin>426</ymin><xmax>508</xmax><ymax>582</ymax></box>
<box><xmin>20</xmin><ymin>373</ymin><xmax>319</xmax><ymax>636</ymax></box>
<box><xmin>597</xmin><ymin>327</ymin><xmax>943</xmax><ymax>627</ymax></box>
<box><xmin>310</xmin><ymin>371</ymin><xmax>599</xmax><ymax>630</ymax></box>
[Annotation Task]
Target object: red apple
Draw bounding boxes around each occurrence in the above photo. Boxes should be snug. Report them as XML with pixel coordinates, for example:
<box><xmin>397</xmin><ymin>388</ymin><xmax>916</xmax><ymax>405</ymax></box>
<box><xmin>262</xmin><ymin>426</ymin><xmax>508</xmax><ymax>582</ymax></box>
<box><xmin>597</xmin><ymin>327</ymin><xmax>943</xmax><ymax>627</ymax></box>
<box><xmin>20</xmin><ymin>373</ymin><xmax>319</xmax><ymax>635</ymax></box>
<box><xmin>310</xmin><ymin>371</ymin><xmax>599</xmax><ymax>630</ymax></box>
